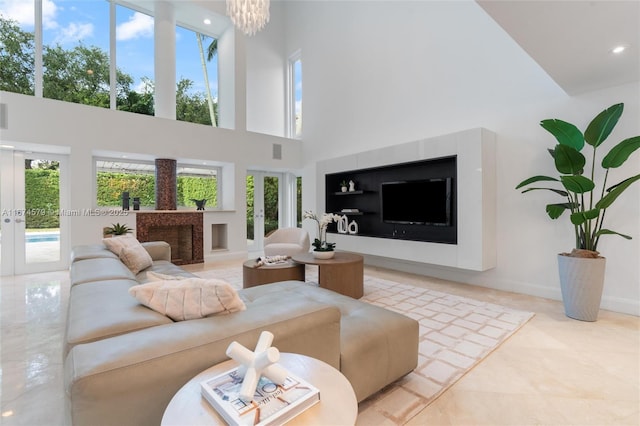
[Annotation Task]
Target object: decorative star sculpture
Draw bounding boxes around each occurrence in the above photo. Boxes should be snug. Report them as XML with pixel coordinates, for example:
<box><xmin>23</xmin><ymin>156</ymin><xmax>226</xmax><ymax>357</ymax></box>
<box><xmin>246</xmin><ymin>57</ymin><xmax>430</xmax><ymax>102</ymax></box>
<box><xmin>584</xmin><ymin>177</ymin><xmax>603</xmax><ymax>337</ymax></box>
<box><xmin>225</xmin><ymin>331</ymin><xmax>289</xmax><ymax>401</ymax></box>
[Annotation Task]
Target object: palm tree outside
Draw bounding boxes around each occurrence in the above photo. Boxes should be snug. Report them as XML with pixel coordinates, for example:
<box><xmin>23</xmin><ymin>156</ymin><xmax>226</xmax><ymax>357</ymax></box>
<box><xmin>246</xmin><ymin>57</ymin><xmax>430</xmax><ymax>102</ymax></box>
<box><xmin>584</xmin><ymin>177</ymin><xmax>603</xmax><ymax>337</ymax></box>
<box><xmin>196</xmin><ymin>34</ymin><xmax>218</xmax><ymax>127</ymax></box>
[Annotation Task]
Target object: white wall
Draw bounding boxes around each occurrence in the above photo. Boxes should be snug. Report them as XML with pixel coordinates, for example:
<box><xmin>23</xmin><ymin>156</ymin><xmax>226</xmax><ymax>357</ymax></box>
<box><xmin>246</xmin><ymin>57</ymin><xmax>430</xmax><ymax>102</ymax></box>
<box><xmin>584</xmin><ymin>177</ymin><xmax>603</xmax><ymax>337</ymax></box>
<box><xmin>246</xmin><ymin>1</ymin><xmax>287</xmax><ymax>137</ymax></box>
<box><xmin>285</xmin><ymin>1</ymin><xmax>640</xmax><ymax>315</ymax></box>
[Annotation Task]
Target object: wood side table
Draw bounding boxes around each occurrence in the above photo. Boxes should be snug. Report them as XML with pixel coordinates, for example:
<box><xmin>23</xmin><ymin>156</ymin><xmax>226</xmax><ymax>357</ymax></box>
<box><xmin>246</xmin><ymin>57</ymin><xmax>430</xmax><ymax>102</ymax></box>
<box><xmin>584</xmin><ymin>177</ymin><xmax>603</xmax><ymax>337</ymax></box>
<box><xmin>161</xmin><ymin>353</ymin><xmax>358</xmax><ymax>426</ymax></box>
<box><xmin>292</xmin><ymin>252</ymin><xmax>364</xmax><ymax>299</ymax></box>
<box><xmin>242</xmin><ymin>259</ymin><xmax>305</xmax><ymax>288</ymax></box>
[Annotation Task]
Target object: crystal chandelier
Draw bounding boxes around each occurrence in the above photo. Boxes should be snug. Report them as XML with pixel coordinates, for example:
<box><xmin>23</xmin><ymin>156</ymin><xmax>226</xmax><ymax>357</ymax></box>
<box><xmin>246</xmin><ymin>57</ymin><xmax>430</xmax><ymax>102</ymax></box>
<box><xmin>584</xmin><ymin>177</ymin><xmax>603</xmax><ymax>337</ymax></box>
<box><xmin>226</xmin><ymin>0</ymin><xmax>270</xmax><ymax>36</ymax></box>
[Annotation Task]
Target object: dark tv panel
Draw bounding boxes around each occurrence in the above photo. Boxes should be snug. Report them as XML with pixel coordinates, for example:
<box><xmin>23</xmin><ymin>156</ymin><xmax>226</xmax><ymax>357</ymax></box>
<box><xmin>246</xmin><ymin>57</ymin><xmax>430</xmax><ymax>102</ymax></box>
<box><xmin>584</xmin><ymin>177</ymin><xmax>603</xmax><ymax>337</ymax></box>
<box><xmin>381</xmin><ymin>178</ymin><xmax>452</xmax><ymax>226</ymax></box>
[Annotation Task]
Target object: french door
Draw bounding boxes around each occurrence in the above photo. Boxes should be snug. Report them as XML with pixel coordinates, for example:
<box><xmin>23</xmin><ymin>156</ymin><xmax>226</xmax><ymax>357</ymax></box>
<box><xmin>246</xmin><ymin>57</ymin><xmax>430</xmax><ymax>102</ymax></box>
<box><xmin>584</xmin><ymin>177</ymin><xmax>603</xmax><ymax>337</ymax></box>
<box><xmin>0</xmin><ymin>150</ymin><xmax>69</xmax><ymax>275</ymax></box>
<box><xmin>246</xmin><ymin>171</ymin><xmax>282</xmax><ymax>253</ymax></box>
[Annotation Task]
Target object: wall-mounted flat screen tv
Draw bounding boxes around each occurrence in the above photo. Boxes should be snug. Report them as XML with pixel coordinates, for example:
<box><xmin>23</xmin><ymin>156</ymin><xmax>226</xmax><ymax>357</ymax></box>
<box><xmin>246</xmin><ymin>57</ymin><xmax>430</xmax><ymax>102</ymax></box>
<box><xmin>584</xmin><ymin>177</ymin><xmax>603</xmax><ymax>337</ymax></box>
<box><xmin>381</xmin><ymin>178</ymin><xmax>453</xmax><ymax>226</ymax></box>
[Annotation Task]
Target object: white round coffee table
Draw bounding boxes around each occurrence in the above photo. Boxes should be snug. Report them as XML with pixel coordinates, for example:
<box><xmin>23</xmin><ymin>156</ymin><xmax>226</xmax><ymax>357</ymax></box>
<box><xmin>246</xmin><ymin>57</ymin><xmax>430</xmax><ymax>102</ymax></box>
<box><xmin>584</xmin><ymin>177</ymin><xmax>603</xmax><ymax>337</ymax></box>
<box><xmin>161</xmin><ymin>353</ymin><xmax>358</xmax><ymax>425</ymax></box>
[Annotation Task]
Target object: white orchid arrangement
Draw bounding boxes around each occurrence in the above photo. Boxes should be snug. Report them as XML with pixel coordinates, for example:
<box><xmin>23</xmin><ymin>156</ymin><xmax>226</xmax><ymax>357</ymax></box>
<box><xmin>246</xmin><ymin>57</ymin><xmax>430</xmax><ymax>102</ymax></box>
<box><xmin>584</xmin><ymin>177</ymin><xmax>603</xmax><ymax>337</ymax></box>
<box><xmin>303</xmin><ymin>210</ymin><xmax>340</xmax><ymax>251</ymax></box>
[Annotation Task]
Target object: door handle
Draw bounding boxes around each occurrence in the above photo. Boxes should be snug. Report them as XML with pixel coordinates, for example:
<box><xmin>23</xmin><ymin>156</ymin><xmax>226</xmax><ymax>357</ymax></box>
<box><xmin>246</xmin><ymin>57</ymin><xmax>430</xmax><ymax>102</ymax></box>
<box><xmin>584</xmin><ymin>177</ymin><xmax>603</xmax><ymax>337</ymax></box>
<box><xmin>15</xmin><ymin>218</ymin><xmax>24</xmax><ymax>223</ymax></box>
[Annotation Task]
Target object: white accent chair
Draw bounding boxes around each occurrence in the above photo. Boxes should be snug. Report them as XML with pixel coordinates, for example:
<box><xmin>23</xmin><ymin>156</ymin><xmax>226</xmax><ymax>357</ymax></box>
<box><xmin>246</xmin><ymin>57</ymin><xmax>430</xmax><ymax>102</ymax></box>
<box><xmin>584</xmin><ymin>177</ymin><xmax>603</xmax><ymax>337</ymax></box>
<box><xmin>263</xmin><ymin>228</ymin><xmax>311</xmax><ymax>257</ymax></box>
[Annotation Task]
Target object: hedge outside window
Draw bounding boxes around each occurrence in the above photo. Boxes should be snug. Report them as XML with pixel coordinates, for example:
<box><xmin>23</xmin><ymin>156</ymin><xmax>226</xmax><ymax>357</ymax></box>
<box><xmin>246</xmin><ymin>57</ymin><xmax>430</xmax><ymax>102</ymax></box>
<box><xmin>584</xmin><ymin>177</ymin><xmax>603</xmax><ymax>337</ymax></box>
<box><xmin>95</xmin><ymin>159</ymin><xmax>220</xmax><ymax>209</ymax></box>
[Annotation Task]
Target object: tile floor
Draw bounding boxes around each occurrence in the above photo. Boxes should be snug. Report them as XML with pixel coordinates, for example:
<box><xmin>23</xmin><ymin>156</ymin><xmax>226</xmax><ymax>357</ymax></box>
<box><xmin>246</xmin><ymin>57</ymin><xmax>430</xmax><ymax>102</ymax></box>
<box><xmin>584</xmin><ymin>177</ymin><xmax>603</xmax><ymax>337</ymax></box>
<box><xmin>1</xmin><ymin>260</ymin><xmax>638</xmax><ymax>425</ymax></box>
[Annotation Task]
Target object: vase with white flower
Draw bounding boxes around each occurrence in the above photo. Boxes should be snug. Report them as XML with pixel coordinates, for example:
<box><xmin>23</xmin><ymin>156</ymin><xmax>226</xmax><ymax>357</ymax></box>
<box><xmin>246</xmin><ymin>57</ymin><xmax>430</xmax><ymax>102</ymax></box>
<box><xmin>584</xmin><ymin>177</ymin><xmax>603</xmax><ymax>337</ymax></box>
<box><xmin>304</xmin><ymin>210</ymin><xmax>339</xmax><ymax>259</ymax></box>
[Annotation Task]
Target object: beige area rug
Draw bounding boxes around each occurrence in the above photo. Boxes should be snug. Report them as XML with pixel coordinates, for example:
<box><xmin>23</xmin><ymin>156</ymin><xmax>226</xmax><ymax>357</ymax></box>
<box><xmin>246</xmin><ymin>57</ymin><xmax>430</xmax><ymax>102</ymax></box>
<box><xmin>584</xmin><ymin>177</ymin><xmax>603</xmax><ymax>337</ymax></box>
<box><xmin>195</xmin><ymin>266</ymin><xmax>534</xmax><ymax>424</ymax></box>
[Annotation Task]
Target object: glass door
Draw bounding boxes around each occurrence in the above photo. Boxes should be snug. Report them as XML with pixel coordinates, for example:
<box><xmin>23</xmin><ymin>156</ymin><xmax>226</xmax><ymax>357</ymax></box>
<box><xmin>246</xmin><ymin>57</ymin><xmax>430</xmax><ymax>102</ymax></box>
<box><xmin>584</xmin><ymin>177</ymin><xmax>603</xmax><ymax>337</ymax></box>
<box><xmin>0</xmin><ymin>150</ymin><xmax>69</xmax><ymax>275</ymax></box>
<box><xmin>246</xmin><ymin>171</ymin><xmax>282</xmax><ymax>253</ymax></box>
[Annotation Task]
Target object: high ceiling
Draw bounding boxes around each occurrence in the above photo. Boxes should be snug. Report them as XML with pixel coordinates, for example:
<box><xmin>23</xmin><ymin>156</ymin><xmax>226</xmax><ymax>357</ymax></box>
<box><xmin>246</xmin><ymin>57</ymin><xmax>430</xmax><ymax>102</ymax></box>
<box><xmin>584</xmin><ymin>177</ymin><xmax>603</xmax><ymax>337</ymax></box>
<box><xmin>124</xmin><ymin>0</ymin><xmax>639</xmax><ymax>96</ymax></box>
<box><xmin>477</xmin><ymin>0</ymin><xmax>640</xmax><ymax>95</ymax></box>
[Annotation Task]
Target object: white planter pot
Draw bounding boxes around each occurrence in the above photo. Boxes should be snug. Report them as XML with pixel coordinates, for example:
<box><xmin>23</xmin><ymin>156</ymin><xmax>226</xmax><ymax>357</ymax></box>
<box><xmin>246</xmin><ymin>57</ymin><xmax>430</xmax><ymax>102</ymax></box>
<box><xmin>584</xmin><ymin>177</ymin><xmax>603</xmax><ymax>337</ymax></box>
<box><xmin>557</xmin><ymin>254</ymin><xmax>606</xmax><ymax>322</ymax></box>
<box><xmin>313</xmin><ymin>251</ymin><xmax>335</xmax><ymax>260</ymax></box>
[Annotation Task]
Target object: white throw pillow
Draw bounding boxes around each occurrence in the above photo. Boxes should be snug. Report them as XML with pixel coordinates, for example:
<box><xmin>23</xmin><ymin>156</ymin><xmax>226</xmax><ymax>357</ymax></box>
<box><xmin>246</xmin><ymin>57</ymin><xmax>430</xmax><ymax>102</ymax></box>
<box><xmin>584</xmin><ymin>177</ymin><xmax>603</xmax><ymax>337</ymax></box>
<box><xmin>128</xmin><ymin>278</ymin><xmax>246</xmax><ymax>321</ymax></box>
<box><xmin>119</xmin><ymin>243</ymin><xmax>153</xmax><ymax>274</ymax></box>
<box><xmin>103</xmin><ymin>235</ymin><xmax>137</xmax><ymax>255</ymax></box>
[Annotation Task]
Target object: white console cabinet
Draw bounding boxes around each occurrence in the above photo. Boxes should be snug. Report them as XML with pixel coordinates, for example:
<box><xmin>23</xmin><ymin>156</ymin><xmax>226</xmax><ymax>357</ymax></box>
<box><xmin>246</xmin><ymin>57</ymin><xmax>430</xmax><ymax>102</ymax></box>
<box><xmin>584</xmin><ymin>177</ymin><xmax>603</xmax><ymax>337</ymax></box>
<box><xmin>316</xmin><ymin>128</ymin><xmax>496</xmax><ymax>271</ymax></box>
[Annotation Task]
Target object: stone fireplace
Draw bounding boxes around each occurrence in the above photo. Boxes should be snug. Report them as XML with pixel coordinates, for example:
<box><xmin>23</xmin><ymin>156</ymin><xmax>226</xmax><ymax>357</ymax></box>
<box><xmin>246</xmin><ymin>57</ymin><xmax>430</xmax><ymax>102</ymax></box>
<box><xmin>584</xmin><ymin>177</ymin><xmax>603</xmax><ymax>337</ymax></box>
<box><xmin>136</xmin><ymin>212</ymin><xmax>203</xmax><ymax>265</ymax></box>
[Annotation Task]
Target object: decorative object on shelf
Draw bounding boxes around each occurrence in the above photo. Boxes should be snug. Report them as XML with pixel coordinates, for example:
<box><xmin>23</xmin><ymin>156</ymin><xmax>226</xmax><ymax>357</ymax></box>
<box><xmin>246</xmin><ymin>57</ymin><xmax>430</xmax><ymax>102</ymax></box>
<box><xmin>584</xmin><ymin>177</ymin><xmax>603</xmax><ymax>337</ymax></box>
<box><xmin>340</xmin><ymin>180</ymin><xmax>348</xmax><ymax>192</ymax></box>
<box><xmin>515</xmin><ymin>103</ymin><xmax>640</xmax><ymax>321</ymax></box>
<box><xmin>103</xmin><ymin>222</ymin><xmax>133</xmax><ymax>237</ymax></box>
<box><xmin>337</xmin><ymin>214</ymin><xmax>349</xmax><ymax>234</ymax></box>
<box><xmin>304</xmin><ymin>210</ymin><xmax>339</xmax><ymax>256</ymax></box>
<box><xmin>190</xmin><ymin>198</ymin><xmax>207</xmax><ymax>210</ymax></box>
<box><xmin>349</xmin><ymin>180</ymin><xmax>356</xmax><ymax>192</ymax></box>
<box><xmin>122</xmin><ymin>191</ymin><xmax>130</xmax><ymax>210</ymax></box>
<box><xmin>226</xmin><ymin>0</ymin><xmax>270</xmax><ymax>36</ymax></box>
<box><xmin>201</xmin><ymin>331</ymin><xmax>320</xmax><ymax>425</ymax></box>
<box><xmin>348</xmin><ymin>220</ymin><xmax>358</xmax><ymax>235</ymax></box>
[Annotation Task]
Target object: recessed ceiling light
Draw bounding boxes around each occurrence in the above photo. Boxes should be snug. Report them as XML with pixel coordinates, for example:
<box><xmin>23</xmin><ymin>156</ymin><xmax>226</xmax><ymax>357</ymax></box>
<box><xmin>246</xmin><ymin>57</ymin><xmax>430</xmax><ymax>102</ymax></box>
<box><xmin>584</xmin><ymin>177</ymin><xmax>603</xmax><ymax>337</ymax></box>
<box><xmin>203</xmin><ymin>18</ymin><xmax>211</xmax><ymax>25</ymax></box>
<box><xmin>611</xmin><ymin>45</ymin><xmax>627</xmax><ymax>54</ymax></box>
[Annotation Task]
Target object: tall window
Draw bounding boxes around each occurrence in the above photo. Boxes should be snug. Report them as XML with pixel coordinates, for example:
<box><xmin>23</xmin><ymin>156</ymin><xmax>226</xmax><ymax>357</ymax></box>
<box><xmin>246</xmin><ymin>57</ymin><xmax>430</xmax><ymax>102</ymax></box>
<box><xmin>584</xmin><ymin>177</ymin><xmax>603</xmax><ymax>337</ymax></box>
<box><xmin>0</xmin><ymin>1</ymin><xmax>228</xmax><ymax>124</ymax></box>
<box><xmin>115</xmin><ymin>5</ymin><xmax>154</xmax><ymax>115</ymax></box>
<box><xmin>42</xmin><ymin>0</ymin><xmax>110</xmax><ymax>107</ymax></box>
<box><xmin>288</xmin><ymin>51</ymin><xmax>302</xmax><ymax>139</ymax></box>
<box><xmin>0</xmin><ymin>3</ymin><xmax>35</xmax><ymax>95</ymax></box>
<box><xmin>175</xmin><ymin>24</ymin><xmax>219</xmax><ymax>126</ymax></box>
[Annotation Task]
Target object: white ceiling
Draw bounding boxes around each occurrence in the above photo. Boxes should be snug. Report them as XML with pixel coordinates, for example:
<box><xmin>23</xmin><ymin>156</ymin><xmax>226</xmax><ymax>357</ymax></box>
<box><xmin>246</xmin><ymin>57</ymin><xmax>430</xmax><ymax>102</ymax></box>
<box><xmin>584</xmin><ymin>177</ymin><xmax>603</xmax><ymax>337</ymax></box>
<box><xmin>477</xmin><ymin>0</ymin><xmax>640</xmax><ymax>95</ymax></box>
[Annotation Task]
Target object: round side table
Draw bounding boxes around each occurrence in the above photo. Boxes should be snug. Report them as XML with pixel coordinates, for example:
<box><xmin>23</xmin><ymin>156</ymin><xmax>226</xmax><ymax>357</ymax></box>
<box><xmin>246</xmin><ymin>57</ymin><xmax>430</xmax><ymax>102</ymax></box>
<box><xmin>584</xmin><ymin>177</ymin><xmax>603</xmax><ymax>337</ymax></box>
<box><xmin>161</xmin><ymin>353</ymin><xmax>358</xmax><ymax>425</ymax></box>
<box><xmin>292</xmin><ymin>252</ymin><xmax>364</xmax><ymax>298</ymax></box>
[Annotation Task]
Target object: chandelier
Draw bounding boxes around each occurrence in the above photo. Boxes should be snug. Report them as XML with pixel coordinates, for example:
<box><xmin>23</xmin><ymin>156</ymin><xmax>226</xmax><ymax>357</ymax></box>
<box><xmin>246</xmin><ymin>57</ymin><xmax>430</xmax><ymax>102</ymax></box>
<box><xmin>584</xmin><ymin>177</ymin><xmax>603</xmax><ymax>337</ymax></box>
<box><xmin>226</xmin><ymin>0</ymin><xmax>270</xmax><ymax>36</ymax></box>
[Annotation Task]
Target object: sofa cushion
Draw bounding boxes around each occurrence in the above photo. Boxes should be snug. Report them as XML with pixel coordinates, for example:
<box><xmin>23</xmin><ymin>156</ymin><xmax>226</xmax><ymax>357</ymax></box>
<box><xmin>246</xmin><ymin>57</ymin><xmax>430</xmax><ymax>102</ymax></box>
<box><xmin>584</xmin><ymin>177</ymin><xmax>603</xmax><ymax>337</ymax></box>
<box><xmin>65</xmin><ymin>279</ymin><xmax>173</xmax><ymax>355</ymax></box>
<box><xmin>70</xmin><ymin>257</ymin><xmax>136</xmax><ymax>286</ymax></box>
<box><xmin>136</xmin><ymin>261</ymin><xmax>196</xmax><ymax>282</ymax></box>
<box><xmin>119</xmin><ymin>243</ymin><xmax>153</xmax><ymax>274</ymax></box>
<box><xmin>128</xmin><ymin>278</ymin><xmax>246</xmax><ymax>321</ymax></box>
<box><xmin>145</xmin><ymin>271</ymin><xmax>184</xmax><ymax>281</ymax></box>
<box><xmin>241</xmin><ymin>281</ymin><xmax>419</xmax><ymax>402</ymax></box>
<box><xmin>70</xmin><ymin>244</ymin><xmax>118</xmax><ymax>262</ymax></box>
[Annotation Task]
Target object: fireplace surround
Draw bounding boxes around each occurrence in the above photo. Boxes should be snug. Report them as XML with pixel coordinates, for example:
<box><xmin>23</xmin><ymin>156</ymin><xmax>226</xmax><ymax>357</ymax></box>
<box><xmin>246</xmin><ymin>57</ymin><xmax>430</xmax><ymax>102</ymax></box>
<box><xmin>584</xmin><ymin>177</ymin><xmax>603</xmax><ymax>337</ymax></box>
<box><xmin>136</xmin><ymin>212</ymin><xmax>203</xmax><ymax>265</ymax></box>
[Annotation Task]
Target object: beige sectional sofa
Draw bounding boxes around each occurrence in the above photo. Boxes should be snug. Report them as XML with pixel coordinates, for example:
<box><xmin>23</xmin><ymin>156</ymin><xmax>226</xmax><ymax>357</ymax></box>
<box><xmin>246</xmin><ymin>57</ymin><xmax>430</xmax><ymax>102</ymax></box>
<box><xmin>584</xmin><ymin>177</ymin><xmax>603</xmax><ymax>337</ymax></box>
<box><xmin>65</xmin><ymin>241</ymin><xmax>419</xmax><ymax>425</ymax></box>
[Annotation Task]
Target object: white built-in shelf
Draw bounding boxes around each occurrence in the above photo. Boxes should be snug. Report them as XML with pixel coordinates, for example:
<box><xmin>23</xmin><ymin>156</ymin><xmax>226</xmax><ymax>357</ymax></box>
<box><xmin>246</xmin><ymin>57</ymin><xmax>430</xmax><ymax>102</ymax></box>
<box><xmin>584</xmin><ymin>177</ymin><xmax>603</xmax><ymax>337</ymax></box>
<box><xmin>317</xmin><ymin>127</ymin><xmax>496</xmax><ymax>272</ymax></box>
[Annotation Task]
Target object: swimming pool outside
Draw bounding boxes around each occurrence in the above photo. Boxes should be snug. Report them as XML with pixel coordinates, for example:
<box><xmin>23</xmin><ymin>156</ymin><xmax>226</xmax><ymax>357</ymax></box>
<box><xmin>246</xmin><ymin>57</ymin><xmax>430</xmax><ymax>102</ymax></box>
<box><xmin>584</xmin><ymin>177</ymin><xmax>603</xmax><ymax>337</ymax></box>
<box><xmin>25</xmin><ymin>232</ymin><xmax>60</xmax><ymax>243</ymax></box>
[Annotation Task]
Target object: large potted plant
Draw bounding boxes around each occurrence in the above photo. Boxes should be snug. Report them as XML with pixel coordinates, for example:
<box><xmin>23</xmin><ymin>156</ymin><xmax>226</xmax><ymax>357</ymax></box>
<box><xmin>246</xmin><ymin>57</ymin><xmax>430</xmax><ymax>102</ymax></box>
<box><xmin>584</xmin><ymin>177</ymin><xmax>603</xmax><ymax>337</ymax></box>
<box><xmin>516</xmin><ymin>103</ymin><xmax>640</xmax><ymax>321</ymax></box>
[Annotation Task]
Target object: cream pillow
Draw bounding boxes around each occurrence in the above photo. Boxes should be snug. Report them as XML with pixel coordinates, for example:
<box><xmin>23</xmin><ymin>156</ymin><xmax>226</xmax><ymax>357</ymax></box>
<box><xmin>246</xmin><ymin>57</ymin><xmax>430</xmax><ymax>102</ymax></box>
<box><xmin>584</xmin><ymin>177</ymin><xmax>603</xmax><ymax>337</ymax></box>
<box><xmin>119</xmin><ymin>243</ymin><xmax>153</xmax><ymax>274</ymax></box>
<box><xmin>103</xmin><ymin>235</ymin><xmax>137</xmax><ymax>255</ymax></box>
<box><xmin>128</xmin><ymin>277</ymin><xmax>246</xmax><ymax>321</ymax></box>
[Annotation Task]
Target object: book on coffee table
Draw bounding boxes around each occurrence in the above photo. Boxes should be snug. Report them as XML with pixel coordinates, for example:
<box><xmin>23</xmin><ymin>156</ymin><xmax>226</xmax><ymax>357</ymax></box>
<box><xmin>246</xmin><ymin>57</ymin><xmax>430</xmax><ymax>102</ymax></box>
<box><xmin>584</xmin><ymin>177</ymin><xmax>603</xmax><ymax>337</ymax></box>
<box><xmin>201</xmin><ymin>367</ymin><xmax>320</xmax><ymax>426</ymax></box>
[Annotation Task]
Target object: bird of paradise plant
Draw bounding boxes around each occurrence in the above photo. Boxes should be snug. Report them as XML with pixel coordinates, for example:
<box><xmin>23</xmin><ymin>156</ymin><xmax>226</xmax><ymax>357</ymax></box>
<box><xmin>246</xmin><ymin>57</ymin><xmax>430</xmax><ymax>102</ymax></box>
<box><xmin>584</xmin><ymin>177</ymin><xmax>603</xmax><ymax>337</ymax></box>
<box><xmin>516</xmin><ymin>103</ymin><xmax>640</xmax><ymax>256</ymax></box>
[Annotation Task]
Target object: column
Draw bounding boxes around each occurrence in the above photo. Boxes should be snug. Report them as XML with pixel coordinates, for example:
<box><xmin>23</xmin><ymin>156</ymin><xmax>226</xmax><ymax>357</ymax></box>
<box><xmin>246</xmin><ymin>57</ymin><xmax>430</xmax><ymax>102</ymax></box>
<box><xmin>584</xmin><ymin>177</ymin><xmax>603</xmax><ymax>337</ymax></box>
<box><xmin>154</xmin><ymin>1</ymin><xmax>176</xmax><ymax>119</ymax></box>
<box><xmin>155</xmin><ymin>158</ymin><xmax>177</xmax><ymax>210</ymax></box>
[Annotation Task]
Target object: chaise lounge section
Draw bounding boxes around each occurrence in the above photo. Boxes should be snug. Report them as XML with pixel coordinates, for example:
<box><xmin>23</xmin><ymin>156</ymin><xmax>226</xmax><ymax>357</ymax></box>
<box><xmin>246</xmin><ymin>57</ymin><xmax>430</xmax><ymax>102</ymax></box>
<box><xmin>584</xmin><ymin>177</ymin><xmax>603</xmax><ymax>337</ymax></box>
<box><xmin>64</xmin><ymin>241</ymin><xmax>419</xmax><ymax>425</ymax></box>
